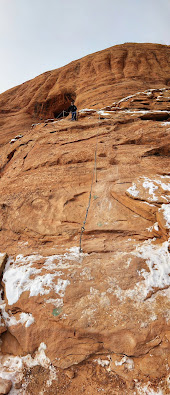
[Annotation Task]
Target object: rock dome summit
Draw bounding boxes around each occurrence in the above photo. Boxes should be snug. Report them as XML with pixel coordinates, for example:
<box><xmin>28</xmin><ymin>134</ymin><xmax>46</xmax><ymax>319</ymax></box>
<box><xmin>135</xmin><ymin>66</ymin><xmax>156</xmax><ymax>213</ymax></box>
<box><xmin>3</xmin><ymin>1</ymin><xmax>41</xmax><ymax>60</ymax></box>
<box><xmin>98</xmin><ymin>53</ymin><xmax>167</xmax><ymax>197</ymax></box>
<box><xmin>0</xmin><ymin>43</ymin><xmax>170</xmax><ymax>394</ymax></box>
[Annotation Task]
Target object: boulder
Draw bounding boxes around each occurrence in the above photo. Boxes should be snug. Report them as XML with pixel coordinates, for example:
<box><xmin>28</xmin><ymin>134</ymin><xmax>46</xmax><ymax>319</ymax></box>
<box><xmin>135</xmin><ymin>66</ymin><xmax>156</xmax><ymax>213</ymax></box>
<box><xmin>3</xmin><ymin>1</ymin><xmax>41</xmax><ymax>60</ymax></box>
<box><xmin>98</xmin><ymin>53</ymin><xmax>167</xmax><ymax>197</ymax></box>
<box><xmin>0</xmin><ymin>378</ymin><xmax>12</xmax><ymax>395</ymax></box>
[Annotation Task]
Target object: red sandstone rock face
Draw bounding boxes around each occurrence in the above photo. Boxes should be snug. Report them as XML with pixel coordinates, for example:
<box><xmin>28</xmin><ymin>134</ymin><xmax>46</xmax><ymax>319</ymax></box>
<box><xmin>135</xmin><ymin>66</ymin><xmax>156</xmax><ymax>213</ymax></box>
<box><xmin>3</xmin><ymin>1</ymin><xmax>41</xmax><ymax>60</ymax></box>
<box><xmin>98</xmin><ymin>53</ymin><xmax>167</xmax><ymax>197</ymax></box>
<box><xmin>0</xmin><ymin>44</ymin><xmax>170</xmax><ymax>394</ymax></box>
<box><xmin>0</xmin><ymin>43</ymin><xmax>170</xmax><ymax>143</ymax></box>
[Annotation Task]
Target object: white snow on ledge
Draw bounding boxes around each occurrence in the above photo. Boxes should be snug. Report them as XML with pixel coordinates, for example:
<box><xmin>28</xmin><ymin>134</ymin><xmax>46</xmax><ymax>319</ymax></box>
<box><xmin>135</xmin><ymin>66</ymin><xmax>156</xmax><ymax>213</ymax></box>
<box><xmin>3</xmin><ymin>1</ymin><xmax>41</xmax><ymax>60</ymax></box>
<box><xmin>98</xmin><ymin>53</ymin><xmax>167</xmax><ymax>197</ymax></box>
<box><xmin>9</xmin><ymin>135</ymin><xmax>23</xmax><ymax>144</ymax></box>
<box><xmin>98</xmin><ymin>110</ymin><xmax>111</xmax><ymax>116</ymax></box>
<box><xmin>127</xmin><ymin>175</ymin><xmax>170</xmax><ymax>202</ymax></box>
<box><xmin>79</xmin><ymin>108</ymin><xmax>96</xmax><ymax>113</ymax></box>
<box><xmin>128</xmin><ymin>110</ymin><xmax>169</xmax><ymax>114</ymax></box>
<box><xmin>115</xmin><ymin>87</ymin><xmax>169</xmax><ymax>106</ymax></box>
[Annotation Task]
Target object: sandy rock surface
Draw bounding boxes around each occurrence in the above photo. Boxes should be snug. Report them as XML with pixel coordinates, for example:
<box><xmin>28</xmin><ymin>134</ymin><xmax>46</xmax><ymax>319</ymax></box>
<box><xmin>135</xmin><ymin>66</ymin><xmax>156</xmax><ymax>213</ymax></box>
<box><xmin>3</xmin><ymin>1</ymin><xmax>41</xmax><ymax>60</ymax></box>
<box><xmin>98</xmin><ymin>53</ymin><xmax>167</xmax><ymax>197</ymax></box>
<box><xmin>0</xmin><ymin>43</ymin><xmax>170</xmax><ymax>394</ymax></box>
<box><xmin>0</xmin><ymin>42</ymin><xmax>169</xmax><ymax>142</ymax></box>
<box><xmin>0</xmin><ymin>377</ymin><xmax>12</xmax><ymax>394</ymax></box>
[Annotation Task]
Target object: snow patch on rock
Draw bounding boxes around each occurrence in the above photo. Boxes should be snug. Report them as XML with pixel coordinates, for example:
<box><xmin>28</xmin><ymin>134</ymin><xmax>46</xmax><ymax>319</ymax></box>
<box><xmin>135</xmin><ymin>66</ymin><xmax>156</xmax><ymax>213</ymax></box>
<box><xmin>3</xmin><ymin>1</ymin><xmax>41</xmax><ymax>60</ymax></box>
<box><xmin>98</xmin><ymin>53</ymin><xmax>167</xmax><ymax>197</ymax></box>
<box><xmin>147</xmin><ymin>222</ymin><xmax>159</xmax><ymax>232</ymax></box>
<box><xmin>159</xmin><ymin>204</ymin><xmax>170</xmax><ymax>230</ymax></box>
<box><xmin>133</xmin><ymin>239</ymin><xmax>170</xmax><ymax>296</ymax></box>
<box><xmin>127</xmin><ymin>183</ymin><xmax>139</xmax><ymax>197</ymax></box>
<box><xmin>136</xmin><ymin>382</ymin><xmax>163</xmax><ymax>394</ymax></box>
<box><xmin>2</xmin><ymin>249</ymin><xmax>82</xmax><ymax>305</ymax></box>
<box><xmin>127</xmin><ymin>175</ymin><xmax>170</xmax><ymax>202</ymax></box>
<box><xmin>115</xmin><ymin>355</ymin><xmax>134</xmax><ymax>370</ymax></box>
<box><xmin>109</xmin><ymin>239</ymin><xmax>170</xmax><ymax>302</ymax></box>
<box><xmin>142</xmin><ymin>178</ymin><xmax>158</xmax><ymax>201</ymax></box>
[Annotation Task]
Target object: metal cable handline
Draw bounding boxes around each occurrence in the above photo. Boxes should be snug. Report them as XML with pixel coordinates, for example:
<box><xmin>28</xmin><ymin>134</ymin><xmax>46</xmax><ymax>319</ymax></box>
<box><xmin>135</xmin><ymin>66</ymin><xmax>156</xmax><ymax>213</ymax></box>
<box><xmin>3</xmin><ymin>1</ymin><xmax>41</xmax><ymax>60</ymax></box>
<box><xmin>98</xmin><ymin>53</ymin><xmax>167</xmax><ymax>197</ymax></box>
<box><xmin>79</xmin><ymin>125</ymin><xmax>99</xmax><ymax>253</ymax></box>
<box><xmin>56</xmin><ymin>110</ymin><xmax>68</xmax><ymax>119</ymax></box>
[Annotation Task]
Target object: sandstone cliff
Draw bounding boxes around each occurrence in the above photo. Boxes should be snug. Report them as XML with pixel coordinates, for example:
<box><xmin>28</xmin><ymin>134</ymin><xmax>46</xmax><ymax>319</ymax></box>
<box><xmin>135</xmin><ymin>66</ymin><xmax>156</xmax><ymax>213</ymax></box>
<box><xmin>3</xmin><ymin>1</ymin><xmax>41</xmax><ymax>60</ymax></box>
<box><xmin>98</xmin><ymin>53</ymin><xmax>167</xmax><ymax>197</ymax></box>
<box><xmin>0</xmin><ymin>42</ymin><xmax>170</xmax><ymax>143</ymax></box>
<box><xmin>0</xmin><ymin>43</ymin><xmax>170</xmax><ymax>394</ymax></box>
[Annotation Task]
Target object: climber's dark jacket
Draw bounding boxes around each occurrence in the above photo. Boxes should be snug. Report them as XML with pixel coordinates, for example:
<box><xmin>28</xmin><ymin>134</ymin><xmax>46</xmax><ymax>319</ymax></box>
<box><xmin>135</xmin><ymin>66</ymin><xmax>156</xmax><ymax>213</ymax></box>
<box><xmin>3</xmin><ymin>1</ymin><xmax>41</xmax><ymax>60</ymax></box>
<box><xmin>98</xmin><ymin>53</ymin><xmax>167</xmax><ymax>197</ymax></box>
<box><xmin>68</xmin><ymin>104</ymin><xmax>77</xmax><ymax>113</ymax></box>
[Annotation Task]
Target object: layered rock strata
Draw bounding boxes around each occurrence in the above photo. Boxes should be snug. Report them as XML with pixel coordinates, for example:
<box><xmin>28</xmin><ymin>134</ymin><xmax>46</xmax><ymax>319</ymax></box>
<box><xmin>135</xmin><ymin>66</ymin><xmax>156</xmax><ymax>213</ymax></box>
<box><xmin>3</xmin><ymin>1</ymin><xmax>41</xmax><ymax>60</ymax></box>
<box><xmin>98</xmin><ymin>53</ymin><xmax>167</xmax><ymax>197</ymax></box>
<box><xmin>0</xmin><ymin>42</ymin><xmax>169</xmax><ymax>143</ymax></box>
<box><xmin>0</xmin><ymin>44</ymin><xmax>170</xmax><ymax>394</ymax></box>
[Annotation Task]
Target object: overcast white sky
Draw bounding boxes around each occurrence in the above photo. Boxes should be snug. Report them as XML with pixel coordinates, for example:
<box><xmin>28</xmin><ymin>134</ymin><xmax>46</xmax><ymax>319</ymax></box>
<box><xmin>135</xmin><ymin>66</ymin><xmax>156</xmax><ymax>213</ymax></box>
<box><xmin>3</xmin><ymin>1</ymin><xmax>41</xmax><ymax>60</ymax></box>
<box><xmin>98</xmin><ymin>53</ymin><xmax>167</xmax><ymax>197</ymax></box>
<box><xmin>0</xmin><ymin>0</ymin><xmax>170</xmax><ymax>94</ymax></box>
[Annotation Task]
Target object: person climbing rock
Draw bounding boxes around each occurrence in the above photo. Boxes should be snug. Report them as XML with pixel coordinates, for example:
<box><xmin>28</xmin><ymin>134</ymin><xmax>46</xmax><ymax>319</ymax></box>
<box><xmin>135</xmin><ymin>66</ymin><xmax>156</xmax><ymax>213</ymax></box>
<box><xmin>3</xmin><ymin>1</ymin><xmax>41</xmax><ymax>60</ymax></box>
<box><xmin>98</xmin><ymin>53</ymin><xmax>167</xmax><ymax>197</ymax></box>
<box><xmin>68</xmin><ymin>101</ymin><xmax>77</xmax><ymax>121</ymax></box>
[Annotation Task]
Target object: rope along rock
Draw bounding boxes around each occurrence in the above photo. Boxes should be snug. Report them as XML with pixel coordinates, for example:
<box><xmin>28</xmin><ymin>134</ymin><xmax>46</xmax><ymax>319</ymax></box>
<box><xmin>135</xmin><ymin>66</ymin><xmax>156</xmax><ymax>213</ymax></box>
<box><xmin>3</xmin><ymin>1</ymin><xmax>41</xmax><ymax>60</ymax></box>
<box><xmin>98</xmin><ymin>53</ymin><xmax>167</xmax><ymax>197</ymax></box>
<box><xmin>79</xmin><ymin>122</ymin><xmax>99</xmax><ymax>253</ymax></box>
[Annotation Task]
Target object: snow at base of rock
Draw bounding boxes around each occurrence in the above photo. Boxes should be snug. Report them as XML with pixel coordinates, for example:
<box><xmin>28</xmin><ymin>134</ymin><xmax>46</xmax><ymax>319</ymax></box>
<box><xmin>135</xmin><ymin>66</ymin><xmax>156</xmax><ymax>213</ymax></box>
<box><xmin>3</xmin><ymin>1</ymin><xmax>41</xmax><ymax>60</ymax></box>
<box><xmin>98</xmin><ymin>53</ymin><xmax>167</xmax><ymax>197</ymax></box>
<box><xmin>0</xmin><ymin>342</ymin><xmax>57</xmax><ymax>394</ymax></box>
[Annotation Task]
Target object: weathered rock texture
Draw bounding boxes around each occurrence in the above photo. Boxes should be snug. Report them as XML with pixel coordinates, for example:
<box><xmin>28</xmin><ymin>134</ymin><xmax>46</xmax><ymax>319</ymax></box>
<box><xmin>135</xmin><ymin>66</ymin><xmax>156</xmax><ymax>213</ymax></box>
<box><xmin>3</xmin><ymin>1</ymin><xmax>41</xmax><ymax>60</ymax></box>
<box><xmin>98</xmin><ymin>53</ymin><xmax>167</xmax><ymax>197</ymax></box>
<box><xmin>0</xmin><ymin>43</ymin><xmax>170</xmax><ymax>394</ymax></box>
<box><xmin>0</xmin><ymin>377</ymin><xmax>12</xmax><ymax>395</ymax></box>
<box><xmin>0</xmin><ymin>43</ymin><xmax>170</xmax><ymax>144</ymax></box>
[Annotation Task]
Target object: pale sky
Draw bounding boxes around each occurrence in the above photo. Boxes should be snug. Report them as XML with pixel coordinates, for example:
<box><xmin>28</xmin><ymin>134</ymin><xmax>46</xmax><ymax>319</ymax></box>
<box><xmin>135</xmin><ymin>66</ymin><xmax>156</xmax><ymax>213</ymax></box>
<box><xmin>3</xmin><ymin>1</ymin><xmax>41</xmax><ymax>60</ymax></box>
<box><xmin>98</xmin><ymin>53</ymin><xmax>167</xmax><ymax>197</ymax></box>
<box><xmin>0</xmin><ymin>0</ymin><xmax>170</xmax><ymax>94</ymax></box>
